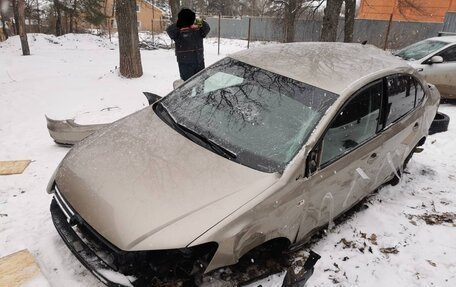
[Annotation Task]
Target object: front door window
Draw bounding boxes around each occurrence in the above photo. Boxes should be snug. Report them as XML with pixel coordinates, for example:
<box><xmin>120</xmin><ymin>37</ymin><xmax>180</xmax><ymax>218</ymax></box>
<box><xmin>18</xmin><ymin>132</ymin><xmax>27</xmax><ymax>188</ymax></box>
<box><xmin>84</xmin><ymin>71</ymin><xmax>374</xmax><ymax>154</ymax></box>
<box><xmin>321</xmin><ymin>80</ymin><xmax>383</xmax><ymax>165</ymax></box>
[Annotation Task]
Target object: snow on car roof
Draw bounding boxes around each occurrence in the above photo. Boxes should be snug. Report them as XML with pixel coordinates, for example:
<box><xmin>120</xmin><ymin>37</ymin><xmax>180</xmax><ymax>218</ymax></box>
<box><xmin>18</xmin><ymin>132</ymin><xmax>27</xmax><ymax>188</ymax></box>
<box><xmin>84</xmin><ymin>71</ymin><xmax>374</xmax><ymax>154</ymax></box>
<box><xmin>230</xmin><ymin>42</ymin><xmax>411</xmax><ymax>95</ymax></box>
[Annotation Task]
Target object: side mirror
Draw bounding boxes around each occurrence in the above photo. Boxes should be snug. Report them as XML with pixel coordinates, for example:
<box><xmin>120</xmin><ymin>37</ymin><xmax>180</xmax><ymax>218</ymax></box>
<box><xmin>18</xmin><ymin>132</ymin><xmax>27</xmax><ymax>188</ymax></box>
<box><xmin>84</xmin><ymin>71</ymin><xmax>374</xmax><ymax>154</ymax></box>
<box><xmin>305</xmin><ymin>148</ymin><xmax>320</xmax><ymax>177</ymax></box>
<box><xmin>427</xmin><ymin>55</ymin><xmax>444</xmax><ymax>65</ymax></box>
<box><xmin>143</xmin><ymin>92</ymin><xmax>162</xmax><ymax>105</ymax></box>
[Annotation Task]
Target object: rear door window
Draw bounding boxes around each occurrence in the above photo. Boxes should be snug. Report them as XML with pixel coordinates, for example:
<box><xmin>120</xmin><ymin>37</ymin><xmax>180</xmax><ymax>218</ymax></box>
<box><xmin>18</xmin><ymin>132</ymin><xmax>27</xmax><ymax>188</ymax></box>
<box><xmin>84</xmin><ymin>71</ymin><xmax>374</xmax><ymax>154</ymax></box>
<box><xmin>385</xmin><ymin>75</ymin><xmax>416</xmax><ymax>125</ymax></box>
<box><xmin>413</xmin><ymin>77</ymin><xmax>425</xmax><ymax>105</ymax></box>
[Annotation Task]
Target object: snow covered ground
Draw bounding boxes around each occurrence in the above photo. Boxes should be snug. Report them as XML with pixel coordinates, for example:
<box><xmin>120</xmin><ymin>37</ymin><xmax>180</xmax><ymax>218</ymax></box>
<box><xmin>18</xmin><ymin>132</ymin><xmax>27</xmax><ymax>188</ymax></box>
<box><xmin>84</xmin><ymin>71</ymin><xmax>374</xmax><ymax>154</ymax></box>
<box><xmin>1</xmin><ymin>33</ymin><xmax>455</xmax><ymax>287</ymax></box>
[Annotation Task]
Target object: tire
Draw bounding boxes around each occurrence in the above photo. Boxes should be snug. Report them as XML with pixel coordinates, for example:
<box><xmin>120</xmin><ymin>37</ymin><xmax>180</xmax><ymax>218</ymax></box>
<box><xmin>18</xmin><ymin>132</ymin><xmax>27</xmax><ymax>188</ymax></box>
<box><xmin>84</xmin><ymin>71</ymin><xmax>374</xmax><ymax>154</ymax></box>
<box><xmin>429</xmin><ymin>112</ymin><xmax>450</xmax><ymax>135</ymax></box>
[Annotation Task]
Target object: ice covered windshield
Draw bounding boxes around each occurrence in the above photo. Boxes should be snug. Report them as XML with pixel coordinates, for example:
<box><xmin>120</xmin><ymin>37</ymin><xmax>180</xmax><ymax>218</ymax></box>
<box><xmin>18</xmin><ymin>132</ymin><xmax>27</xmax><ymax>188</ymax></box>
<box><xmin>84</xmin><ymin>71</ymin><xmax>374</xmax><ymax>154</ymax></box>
<box><xmin>159</xmin><ymin>58</ymin><xmax>337</xmax><ymax>173</ymax></box>
<box><xmin>395</xmin><ymin>40</ymin><xmax>448</xmax><ymax>61</ymax></box>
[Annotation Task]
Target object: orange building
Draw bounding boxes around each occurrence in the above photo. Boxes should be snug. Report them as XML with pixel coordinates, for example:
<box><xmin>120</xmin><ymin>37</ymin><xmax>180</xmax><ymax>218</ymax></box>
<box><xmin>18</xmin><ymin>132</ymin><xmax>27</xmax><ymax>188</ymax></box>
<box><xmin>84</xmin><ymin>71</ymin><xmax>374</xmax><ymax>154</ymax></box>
<box><xmin>106</xmin><ymin>0</ymin><xmax>165</xmax><ymax>32</ymax></box>
<box><xmin>358</xmin><ymin>0</ymin><xmax>456</xmax><ymax>23</ymax></box>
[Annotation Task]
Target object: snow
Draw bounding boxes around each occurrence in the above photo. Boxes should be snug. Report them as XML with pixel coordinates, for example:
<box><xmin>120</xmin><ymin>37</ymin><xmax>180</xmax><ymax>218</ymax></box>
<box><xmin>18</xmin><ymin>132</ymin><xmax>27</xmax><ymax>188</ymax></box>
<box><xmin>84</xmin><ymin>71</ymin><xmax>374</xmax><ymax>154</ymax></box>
<box><xmin>20</xmin><ymin>273</ymin><xmax>51</xmax><ymax>287</ymax></box>
<box><xmin>96</xmin><ymin>269</ymin><xmax>136</xmax><ymax>287</ymax></box>
<box><xmin>1</xmin><ymin>33</ymin><xmax>456</xmax><ymax>287</ymax></box>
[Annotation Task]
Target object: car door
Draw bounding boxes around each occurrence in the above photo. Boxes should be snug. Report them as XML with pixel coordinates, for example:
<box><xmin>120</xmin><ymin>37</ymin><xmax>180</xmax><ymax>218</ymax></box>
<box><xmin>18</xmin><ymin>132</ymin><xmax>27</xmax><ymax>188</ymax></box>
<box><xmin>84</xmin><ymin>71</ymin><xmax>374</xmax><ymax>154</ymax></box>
<box><xmin>374</xmin><ymin>74</ymin><xmax>426</xmax><ymax>185</ymax></box>
<box><xmin>421</xmin><ymin>44</ymin><xmax>456</xmax><ymax>96</ymax></box>
<box><xmin>296</xmin><ymin>79</ymin><xmax>385</xmax><ymax>240</ymax></box>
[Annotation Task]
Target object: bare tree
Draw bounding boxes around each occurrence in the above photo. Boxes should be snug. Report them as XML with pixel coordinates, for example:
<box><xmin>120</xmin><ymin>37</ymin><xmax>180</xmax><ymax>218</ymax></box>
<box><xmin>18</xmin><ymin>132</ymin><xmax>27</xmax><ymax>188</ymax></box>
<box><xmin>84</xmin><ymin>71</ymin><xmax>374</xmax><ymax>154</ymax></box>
<box><xmin>36</xmin><ymin>0</ymin><xmax>41</xmax><ymax>32</ymax></box>
<box><xmin>251</xmin><ymin>0</ymin><xmax>270</xmax><ymax>16</ymax></box>
<box><xmin>283</xmin><ymin>0</ymin><xmax>298</xmax><ymax>42</ymax></box>
<box><xmin>17</xmin><ymin>0</ymin><xmax>30</xmax><ymax>55</ymax></box>
<box><xmin>195</xmin><ymin>0</ymin><xmax>205</xmax><ymax>14</ymax></box>
<box><xmin>269</xmin><ymin>0</ymin><xmax>312</xmax><ymax>43</ymax></box>
<box><xmin>68</xmin><ymin>0</ymin><xmax>77</xmax><ymax>33</ymax></box>
<box><xmin>344</xmin><ymin>0</ymin><xmax>355</xmax><ymax>42</ymax></box>
<box><xmin>320</xmin><ymin>0</ymin><xmax>343</xmax><ymax>42</ymax></box>
<box><xmin>396</xmin><ymin>0</ymin><xmax>428</xmax><ymax>19</ymax></box>
<box><xmin>181</xmin><ymin>0</ymin><xmax>192</xmax><ymax>9</ymax></box>
<box><xmin>0</xmin><ymin>0</ymin><xmax>9</xmax><ymax>39</ymax></box>
<box><xmin>207</xmin><ymin>0</ymin><xmax>249</xmax><ymax>16</ymax></box>
<box><xmin>115</xmin><ymin>0</ymin><xmax>143</xmax><ymax>78</ymax></box>
<box><xmin>12</xmin><ymin>0</ymin><xmax>20</xmax><ymax>33</ymax></box>
<box><xmin>169</xmin><ymin>0</ymin><xmax>180</xmax><ymax>23</ymax></box>
<box><xmin>53</xmin><ymin>0</ymin><xmax>63</xmax><ymax>35</ymax></box>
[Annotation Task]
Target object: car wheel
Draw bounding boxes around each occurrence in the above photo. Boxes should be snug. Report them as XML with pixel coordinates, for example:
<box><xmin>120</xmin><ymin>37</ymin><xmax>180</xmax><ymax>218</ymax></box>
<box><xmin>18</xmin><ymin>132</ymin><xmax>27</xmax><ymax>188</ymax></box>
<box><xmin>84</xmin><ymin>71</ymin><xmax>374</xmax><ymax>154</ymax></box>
<box><xmin>429</xmin><ymin>112</ymin><xmax>450</xmax><ymax>135</ymax></box>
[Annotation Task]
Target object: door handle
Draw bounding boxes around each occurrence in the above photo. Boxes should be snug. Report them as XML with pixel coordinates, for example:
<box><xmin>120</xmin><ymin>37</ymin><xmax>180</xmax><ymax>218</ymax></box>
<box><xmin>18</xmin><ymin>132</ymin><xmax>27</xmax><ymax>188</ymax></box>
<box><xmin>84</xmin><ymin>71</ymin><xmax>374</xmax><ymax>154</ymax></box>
<box><xmin>297</xmin><ymin>199</ymin><xmax>305</xmax><ymax>207</ymax></box>
<box><xmin>370</xmin><ymin>153</ymin><xmax>377</xmax><ymax>158</ymax></box>
<box><xmin>417</xmin><ymin>68</ymin><xmax>424</xmax><ymax>72</ymax></box>
<box><xmin>413</xmin><ymin>122</ymin><xmax>419</xmax><ymax>131</ymax></box>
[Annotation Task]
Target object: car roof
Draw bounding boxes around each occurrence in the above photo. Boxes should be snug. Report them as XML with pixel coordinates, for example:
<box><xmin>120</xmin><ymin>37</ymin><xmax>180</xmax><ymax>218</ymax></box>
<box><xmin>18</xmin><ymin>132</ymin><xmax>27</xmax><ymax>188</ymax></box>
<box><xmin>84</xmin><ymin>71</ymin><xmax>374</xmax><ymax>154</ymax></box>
<box><xmin>229</xmin><ymin>42</ymin><xmax>410</xmax><ymax>95</ymax></box>
<box><xmin>425</xmin><ymin>36</ymin><xmax>456</xmax><ymax>43</ymax></box>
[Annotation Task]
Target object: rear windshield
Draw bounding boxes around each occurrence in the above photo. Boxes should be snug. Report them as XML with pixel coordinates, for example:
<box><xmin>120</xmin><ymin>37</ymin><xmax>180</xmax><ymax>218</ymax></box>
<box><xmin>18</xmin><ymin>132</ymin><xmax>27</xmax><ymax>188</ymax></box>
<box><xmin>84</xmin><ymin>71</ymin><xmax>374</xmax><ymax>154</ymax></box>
<box><xmin>159</xmin><ymin>58</ymin><xmax>338</xmax><ymax>173</ymax></box>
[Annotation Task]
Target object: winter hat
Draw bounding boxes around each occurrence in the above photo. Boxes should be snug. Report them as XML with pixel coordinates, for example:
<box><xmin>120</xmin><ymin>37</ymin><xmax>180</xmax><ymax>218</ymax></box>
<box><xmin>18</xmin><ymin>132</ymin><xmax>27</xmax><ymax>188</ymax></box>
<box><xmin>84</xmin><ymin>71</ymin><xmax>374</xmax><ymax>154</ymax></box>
<box><xmin>177</xmin><ymin>8</ymin><xmax>196</xmax><ymax>28</ymax></box>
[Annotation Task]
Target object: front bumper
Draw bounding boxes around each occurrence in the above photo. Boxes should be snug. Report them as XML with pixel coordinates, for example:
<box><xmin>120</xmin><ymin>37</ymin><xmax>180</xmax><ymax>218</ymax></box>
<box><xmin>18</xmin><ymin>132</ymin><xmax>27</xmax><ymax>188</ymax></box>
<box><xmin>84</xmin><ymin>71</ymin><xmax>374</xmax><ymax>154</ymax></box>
<box><xmin>50</xmin><ymin>188</ymin><xmax>218</xmax><ymax>286</ymax></box>
<box><xmin>50</xmin><ymin>198</ymin><xmax>136</xmax><ymax>287</ymax></box>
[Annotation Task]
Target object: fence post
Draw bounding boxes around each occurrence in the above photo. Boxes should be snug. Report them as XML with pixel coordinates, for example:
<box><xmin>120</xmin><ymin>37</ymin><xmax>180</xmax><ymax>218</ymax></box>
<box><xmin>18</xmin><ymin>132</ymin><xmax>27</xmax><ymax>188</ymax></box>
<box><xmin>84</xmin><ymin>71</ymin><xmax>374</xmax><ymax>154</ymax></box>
<box><xmin>218</xmin><ymin>13</ymin><xmax>221</xmax><ymax>55</ymax></box>
<box><xmin>247</xmin><ymin>17</ymin><xmax>251</xmax><ymax>49</ymax></box>
<box><xmin>151</xmin><ymin>6</ymin><xmax>155</xmax><ymax>44</ymax></box>
<box><xmin>383</xmin><ymin>13</ymin><xmax>393</xmax><ymax>50</ymax></box>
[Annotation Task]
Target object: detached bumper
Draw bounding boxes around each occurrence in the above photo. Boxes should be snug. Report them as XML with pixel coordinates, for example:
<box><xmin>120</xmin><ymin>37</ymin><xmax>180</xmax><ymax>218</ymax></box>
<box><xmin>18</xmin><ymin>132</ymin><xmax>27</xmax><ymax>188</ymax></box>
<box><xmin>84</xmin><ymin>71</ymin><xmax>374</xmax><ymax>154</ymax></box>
<box><xmin>50</xmin><ymin>199</ymin><xmax>135</xmax><ymax>287</ymax></box>
<box><xmin>46</xmin><ymin>116</ymin><xmax>108</xmax><ymax>145</ymax></box>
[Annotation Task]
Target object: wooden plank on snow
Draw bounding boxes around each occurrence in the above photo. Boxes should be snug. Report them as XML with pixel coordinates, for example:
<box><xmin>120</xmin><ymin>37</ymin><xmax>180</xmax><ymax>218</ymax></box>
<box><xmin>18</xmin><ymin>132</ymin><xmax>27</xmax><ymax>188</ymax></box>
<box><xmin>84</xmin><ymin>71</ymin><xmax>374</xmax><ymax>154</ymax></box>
<box><xmin>0</xmin><ymin>160</ymin><xmax>31</xmax><ymax>175</ymax></box>
<box><xmin>0</xmin><ymin>249</ymin><xmax>48</xmax><ymax>287</ymax></box>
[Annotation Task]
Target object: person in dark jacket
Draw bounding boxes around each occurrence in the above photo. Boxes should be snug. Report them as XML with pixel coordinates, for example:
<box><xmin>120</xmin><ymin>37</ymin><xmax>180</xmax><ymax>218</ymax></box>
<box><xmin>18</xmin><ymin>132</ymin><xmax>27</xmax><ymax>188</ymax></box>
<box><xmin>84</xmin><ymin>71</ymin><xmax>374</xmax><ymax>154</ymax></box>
<box><xmin>166</xmin><ymin>8</ymin><xmax>210</xmax><ymax>81</ymax></box>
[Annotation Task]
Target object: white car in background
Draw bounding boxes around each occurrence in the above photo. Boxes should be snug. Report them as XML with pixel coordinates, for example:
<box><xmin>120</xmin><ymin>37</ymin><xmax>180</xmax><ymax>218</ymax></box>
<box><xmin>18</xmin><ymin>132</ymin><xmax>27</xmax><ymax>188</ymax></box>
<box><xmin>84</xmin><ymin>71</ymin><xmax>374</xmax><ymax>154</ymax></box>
<box><xmin>395</xmin><ymin>36</ymin><xmax>456</xmax><ymax>99</ymax></box>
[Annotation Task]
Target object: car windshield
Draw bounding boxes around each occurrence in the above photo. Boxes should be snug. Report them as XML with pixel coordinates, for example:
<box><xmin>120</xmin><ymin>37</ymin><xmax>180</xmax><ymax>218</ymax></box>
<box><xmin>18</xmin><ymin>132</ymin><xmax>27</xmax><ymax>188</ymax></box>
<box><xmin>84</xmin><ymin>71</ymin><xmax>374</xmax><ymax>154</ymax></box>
<box><xmin>158</xmin><ymin>58</ymin><xmax>337</xmax><ymax>173</ymax></box>
<box><xmin>395</xmin><ymin>40</ymin><xmax>448</xmax><ymax>61</ymax></box>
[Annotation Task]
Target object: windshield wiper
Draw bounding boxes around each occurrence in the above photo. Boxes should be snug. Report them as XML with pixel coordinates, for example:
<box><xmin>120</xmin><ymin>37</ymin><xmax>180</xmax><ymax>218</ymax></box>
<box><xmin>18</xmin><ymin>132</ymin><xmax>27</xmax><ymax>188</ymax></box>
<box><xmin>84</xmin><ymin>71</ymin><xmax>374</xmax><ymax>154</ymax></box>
<box><xmin>189</xmin><ymin>130</ymin><xmax>237</xmax><ymax>160</ymax></box>
<box><xmin>153</xmin><ymin>102</ymin><xmax>237</xmax><ymax>160</ymax></box>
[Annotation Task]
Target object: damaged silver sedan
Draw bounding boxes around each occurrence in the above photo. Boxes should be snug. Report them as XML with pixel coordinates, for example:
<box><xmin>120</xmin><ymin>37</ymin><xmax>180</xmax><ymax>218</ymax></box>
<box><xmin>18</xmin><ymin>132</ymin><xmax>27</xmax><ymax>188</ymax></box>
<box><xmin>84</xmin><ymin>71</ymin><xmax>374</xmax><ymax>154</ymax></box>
<box><xmin>47</xmin><ymin>42</ymin><xmax>439</xmax><ymax>286</ymax></box>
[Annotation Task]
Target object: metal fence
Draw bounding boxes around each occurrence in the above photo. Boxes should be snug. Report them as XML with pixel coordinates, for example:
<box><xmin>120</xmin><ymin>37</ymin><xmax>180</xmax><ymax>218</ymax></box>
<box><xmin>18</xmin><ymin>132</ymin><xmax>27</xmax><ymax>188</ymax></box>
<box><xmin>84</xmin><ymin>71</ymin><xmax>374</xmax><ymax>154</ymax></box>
<box><xmin>206</xmin><ymin>16</ymin><xmax>445</xmax><ymax>49</ymax></box>
<box><xmin>443</xmin><ymin>12</ymin><xmax>456</xmax><ymax>32</ymax></box>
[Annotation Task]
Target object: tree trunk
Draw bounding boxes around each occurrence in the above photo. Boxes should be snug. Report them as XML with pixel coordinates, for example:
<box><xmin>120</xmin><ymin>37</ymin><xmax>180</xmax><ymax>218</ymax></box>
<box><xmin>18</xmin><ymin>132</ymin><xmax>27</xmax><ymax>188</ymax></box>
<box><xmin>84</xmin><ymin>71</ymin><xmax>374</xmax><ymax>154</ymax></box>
<box><xmin>1</xmin><ymin>17</ymin><xmax>7</xmax><ymax>39</ymax></box>
<box><xmin>0</xmin><ymin>0</ymin><xmax>8</xmax><ymax>39</ymax></box>
<box><xmin>36</xmin><ymin>0</ymin><xmax>41</xmax><ymax>33</ymax></box>
<box><xmin>12</xmin><ymin>0</ymin><xmax>20</xmax><ymax>34</ymax></box>
<box><xmin>64</xmin><ymin>11</ymin><xmax>69</xmax><ymax>33</ymax></box>
<box><xmin>344</xmin><ymin>0</ymin><xmax>355</xmax><ymax>43</ymax></box>
<box><xmin>69</xmin><ymin>0</ymin><xmax>77</xmax><ymax>33</ymax></box>
<box><xmin>116</xmin><ymin>0</ymin><xmax>143</xmax><ymax>78</ymax></box>
<box><xmin>284</xmin><ymin>0</ymin><xmax>297</xmax><ymax>43</ymax></box>
<box><xmin>17</xmin><ymin>0</ymin><xmax>30</xmax><ymax>55</ymax></box>
<box><xmin>53</xmin><ymin>0</ymin><xmax>62</xmax><ymax>36</ymax></box>
<box><xmin>196</xmin><ymin>0</ymin><xmax>205</xmax><ymax>14</ymax></box>
<box><xmin>181</xmin><ymin>0</ymin><xmax>192</xmax><ymax>9</ymax></box>
<box><xmin>320</xmin><ymin>0</ymin><xmax>343</xmax><ymax>42</ymax></box>
<box><xmin>169</xmin><ymin>0</ymin><xmax>180</xmax><ymax>24</ymax></box>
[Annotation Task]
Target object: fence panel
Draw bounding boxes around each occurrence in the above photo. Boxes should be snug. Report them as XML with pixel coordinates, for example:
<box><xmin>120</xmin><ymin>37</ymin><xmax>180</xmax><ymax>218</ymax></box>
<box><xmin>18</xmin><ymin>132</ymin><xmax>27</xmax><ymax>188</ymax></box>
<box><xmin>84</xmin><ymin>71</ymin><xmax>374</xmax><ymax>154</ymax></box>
<box><xmin>205</xmin><ymin>16</ymin><xmax>443</xmax><ymax>49</ymax></box>
<box><xmin>443</xmin><ymin>12</ymin><xmax>456</xmax><ymax>32</ymax></box>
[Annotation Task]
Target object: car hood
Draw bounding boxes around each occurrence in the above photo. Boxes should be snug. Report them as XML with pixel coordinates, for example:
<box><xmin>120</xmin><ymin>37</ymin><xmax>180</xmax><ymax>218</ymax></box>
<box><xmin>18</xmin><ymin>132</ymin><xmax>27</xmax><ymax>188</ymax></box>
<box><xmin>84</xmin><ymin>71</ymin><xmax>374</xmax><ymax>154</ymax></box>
<box><xmin>55</xmin><ymin>107</ymin><xmax>279</xmax><ymax>251</ymax></box>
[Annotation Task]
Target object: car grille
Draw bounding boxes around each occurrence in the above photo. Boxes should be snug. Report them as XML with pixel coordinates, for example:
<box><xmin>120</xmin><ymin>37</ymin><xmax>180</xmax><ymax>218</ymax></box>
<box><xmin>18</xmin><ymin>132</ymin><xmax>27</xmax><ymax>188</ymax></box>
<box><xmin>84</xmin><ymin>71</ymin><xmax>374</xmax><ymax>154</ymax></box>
<box><xmin>53</xmin><ymin>185</ymin><xmax>124</xmax><ymax>270</ymax></box>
